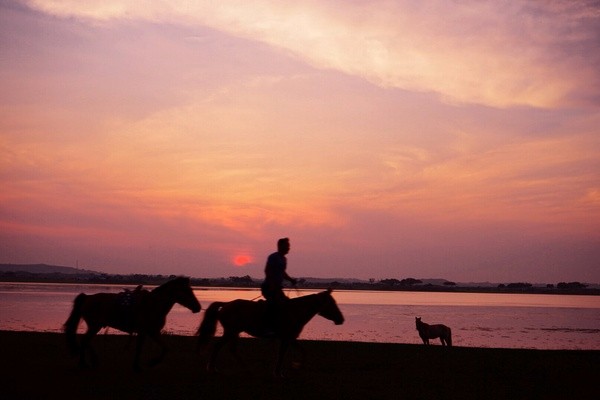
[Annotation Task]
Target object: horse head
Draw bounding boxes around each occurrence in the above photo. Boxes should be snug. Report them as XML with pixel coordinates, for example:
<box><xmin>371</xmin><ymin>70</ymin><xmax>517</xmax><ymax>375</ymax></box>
<box><xmin>416</xmin><ymin>317</ymin><xmax>424</xmax><ymax>329</ymax></box>
<box><xmin>317</xmin><ymin>289</ymin><xmax>344</xmax><ymax>325</ymax></box>
<box><xmin>169</xmin><ymin>277</ymin><xmax>201</xmax><ymax>313</ymax></box>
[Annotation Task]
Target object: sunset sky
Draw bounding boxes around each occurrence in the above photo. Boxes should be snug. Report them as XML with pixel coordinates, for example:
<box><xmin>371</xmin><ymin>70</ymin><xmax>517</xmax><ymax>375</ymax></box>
<box><xmin>1</xmin><ymin>0</ymin><xmax>599</xmax><ymax>283</ymax></box>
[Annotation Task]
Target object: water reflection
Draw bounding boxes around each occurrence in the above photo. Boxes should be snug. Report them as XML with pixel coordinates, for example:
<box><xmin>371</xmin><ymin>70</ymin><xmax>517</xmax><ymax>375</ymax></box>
<box><xmin>0</xmin><ymin>283</ymin><xmax>598</xmax><ymax>350</ymax></box>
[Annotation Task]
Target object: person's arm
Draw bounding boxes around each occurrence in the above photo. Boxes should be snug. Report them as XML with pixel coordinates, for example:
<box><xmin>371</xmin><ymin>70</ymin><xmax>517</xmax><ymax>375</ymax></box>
<box><xmin>283</xmin><ymin>271</ymin><xmax>297</xmax><ymax>286</ymax></box>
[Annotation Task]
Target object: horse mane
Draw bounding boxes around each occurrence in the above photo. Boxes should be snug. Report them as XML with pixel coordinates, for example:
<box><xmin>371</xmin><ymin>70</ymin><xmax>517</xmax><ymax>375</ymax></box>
<box><xmin>290</xmin><ymin>289</ymin><xmax>331</xmax><ymax>302</ymax></box>
<box><xmin>151</xmin><ymin>276</ymin><xmax>190</xmax><ymax>294</ymax></box>
<box><xmin>290</xmin><ymin>291</ymin><xmax>319</xmax><ymax>303</ymax></box>
<box><xmin>287</xmin><ymin>290</ymin><xmax>331</xmax><ymax>309</ymax></box>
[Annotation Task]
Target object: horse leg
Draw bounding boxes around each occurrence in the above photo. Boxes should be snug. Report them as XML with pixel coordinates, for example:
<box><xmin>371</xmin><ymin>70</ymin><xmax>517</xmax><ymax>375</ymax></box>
<box><xmin>133</xmin><ymin>333</ymin><xmax>146</xmax><ymax>372</ymax></box>
<box><xmin>274</xmin><ymin>339</ymin><xmax>290</xmax><ymax>378</ymax></box>
<box><xmin>125</xmin><ymin>332</ymin><xmax>136</xmax><ymax>350</ymax></box>
<box><xmin>80</xmin><ymin>326</ymin><xmax>100</xmax><ymax>369</ymax></box>
<box><xmin>147</xmin><ymin>333</ymin><xmax>167</xmax><ymax>367</ymax></box>
<box><xmin>227</xmin><ymin>334</ymin><xmax>248</xmax><ymax>369</ymax></box>
<box><xmin>441</xmin><ymin>333</ymin><xmax>451</xmax><ymax>347</ymax></box>
<box><xmin>207</xmin><ymin>335</ymin><xmax>228</xmax><ymax>373</ymax></box>
<box><xmin>289</xmin><ymin>340</ymin><xmax>305</xmax><ymax>371</ymax></box>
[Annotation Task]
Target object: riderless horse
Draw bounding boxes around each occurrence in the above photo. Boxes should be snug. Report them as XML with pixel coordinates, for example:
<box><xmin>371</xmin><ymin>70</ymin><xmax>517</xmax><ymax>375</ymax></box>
<box><xmin>64</xmin><ymin>277</ymin><xmax>201</xmax><ymax>370</ymax></box>
<box><xmin>415</xmin><ymin>317</ymin><xmax>452</xmax><ymax>346</ymax></box>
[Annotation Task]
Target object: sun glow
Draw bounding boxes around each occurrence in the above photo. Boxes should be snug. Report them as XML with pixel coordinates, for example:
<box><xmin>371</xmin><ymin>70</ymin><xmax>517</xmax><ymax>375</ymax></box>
<box><xmin>233</xmin><ymin>254</ymin><xmax>253</xmax><ymax>267</ymax></box>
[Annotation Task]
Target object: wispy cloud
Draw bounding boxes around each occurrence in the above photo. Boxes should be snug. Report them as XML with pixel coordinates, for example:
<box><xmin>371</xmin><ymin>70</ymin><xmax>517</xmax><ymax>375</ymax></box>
<box><xmin>25</xmin><ymin>0</ymin><xmax>600</xmax><ymax>108</ymax></box>
<box><xmin>2</xmin><ymin>1</ymin><xmax>598</xmax><ymax>281</ymax></box>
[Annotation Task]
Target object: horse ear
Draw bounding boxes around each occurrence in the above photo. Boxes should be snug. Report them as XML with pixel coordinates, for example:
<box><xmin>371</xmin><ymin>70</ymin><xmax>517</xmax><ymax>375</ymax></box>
<box><xmin>326</xmin><ymin>288</ymin><xmax>333</xmax><ymax>294</ymax></box>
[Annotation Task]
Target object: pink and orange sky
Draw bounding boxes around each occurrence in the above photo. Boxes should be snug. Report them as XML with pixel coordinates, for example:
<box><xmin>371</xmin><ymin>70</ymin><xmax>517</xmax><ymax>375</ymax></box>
<box><xmin>1</xmin><ymin>0</ymin><xmax>599</xmax><ymax>283</ymax></box>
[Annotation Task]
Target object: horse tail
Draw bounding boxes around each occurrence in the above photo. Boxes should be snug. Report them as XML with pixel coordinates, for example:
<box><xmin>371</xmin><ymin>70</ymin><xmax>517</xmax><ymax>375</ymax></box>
<box><xmin>447</xmin><ymin>327</ymin><xmax>452</xmax><ymax>347</ymax></box>
<box><xmin>64</xmin><ymin>293</ymin><xmax>86</xmax><ymax>355</ymax></box>
<box><xmin>196</xmin><ymin>302</ymin><xmax>224</xmax><ymax>347</ymax></box>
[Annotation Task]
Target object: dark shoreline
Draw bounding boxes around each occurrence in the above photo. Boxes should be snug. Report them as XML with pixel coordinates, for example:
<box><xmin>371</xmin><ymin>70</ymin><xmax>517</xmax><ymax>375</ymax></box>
<box><xmin>1</xmin><ymin>331</ymin><xmax>598</xmax><ymax>400</ymax></box>
<box><xmin>3</xmin><ymin>263</ymin><xmax>599</xmax><ymax>295</ymax></box>
<box><xmin>1</xmin><ymin>275</ymin><xmax>598</xmax><ymax>296</ymax></box>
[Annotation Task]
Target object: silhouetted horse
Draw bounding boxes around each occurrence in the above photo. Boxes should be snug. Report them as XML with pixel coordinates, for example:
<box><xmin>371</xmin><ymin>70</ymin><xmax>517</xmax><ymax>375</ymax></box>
<box><xmin>416</xmin><ymin>317</ymin><xmax>452</xmax><ymax>346</ymax></box>
<box><xmin>64</xmin><ymin>277</ymin><xmax>201</xmax><ymax>371</ymax></box>
<box><xmin>197</xmin><ymin>289</ymin><xmax>344</xmax><ymax>377</ymax></box>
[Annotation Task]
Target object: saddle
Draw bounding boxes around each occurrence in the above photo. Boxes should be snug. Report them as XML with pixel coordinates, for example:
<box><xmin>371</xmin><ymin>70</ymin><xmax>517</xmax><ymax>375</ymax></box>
<box><xmin>114</xmin><ymin>285</ymin><xmax>144</xmax><ymax>332</ymax></box>
<box><xmin>258</xmin><ymin>298</ymin><xmax>290</xmax><ymax>337</ymax></box>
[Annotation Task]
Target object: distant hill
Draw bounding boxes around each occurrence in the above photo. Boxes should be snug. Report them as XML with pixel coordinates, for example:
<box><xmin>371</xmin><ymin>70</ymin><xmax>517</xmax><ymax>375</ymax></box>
<box><xmin>1</xmin><ymin>264</ymin><xmax>597</xmax><ymax>291</ymax></box>
<box><xmin>301</xmin><ymin>277</ymin><xmax>367</xmax><ymax>284</ymax></box>
<box><xmin>0</xmin><ymin>264</ymin><xmax>101</xmax><ymax>275</ymax></box>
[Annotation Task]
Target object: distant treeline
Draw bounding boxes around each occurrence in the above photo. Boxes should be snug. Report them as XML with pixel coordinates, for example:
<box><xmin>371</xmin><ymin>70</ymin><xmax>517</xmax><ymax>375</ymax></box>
<box><xmin>0</xmin><ymin>270</ymin><xmax>598</xmax><ymax>295</ymax></box>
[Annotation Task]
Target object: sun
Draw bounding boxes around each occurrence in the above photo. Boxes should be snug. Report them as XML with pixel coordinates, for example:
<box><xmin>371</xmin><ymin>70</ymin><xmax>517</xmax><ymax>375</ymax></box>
<box><xmin>233</xmin><ymin>254</ymin><xmax>253</xmax><ymax>267</ymax></box>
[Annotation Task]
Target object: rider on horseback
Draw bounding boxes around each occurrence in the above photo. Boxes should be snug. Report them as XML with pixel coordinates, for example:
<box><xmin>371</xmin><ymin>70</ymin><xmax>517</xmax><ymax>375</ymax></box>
<box><xmin>261</xmin><ymin>238</ymin><xmax>297</xmax><ymax>334</ymax></box>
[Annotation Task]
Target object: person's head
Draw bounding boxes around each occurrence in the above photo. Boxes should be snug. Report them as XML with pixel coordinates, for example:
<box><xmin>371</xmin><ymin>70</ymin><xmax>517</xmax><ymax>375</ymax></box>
<box><xmin>277</xmin><ymin>237</ymin><xmax>290</xmax><ymax>255</ymax></box>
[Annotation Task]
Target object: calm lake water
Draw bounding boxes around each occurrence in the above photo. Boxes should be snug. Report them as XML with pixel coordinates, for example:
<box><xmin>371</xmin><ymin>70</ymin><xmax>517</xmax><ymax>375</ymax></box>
<box><xmin>1</xmin><ymin>282</ymin><xmax>599</xmax><ymax>350</ymax></box>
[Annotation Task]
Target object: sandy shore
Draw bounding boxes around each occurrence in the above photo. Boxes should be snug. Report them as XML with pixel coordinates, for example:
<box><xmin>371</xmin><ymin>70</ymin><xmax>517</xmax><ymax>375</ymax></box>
<box><xmin>1</xmin><ymin>331</ymin><xmax>597</xmax><ymax>399</ymax></box>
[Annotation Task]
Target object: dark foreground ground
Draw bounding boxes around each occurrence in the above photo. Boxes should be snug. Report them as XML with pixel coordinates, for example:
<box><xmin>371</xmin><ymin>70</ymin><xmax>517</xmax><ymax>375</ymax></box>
<box><xmin>1</xmin><ymin>331</ymin><xmax>598</xmax><ymax>400</ymax></box>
